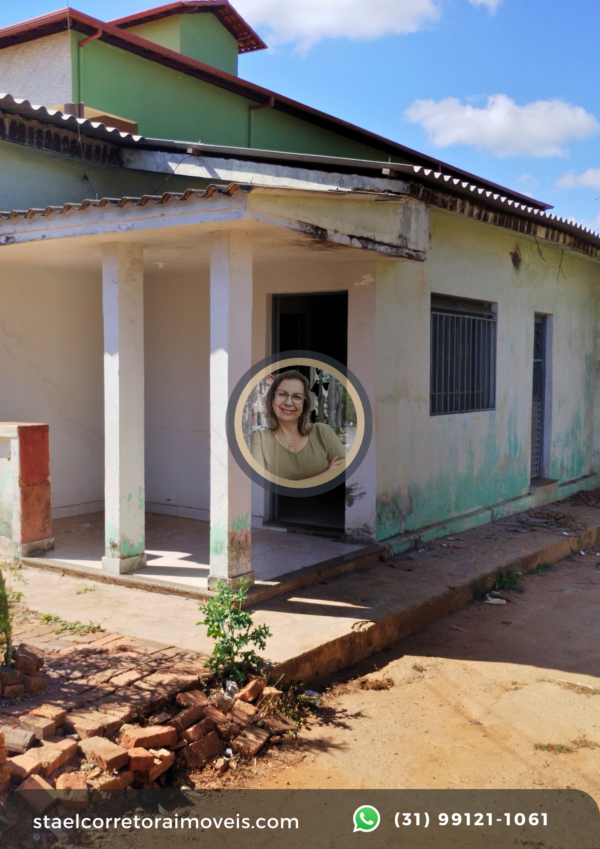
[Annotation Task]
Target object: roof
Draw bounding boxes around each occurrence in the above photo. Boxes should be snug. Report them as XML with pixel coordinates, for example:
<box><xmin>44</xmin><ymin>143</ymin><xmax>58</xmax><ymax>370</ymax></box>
<box><xmin>0</xmin><ymin>8</ymin><xmax>553</xmax><ymax>209</ymax></box>
<box><xmin>1</xmin><ymin>181</ymin><xmax>598</xmax><ymax>263</ymax></box>
<box><xmin>109</xmin><ymin>1</ymin><xmax>266</xmax><ymax>54</ymax></box>
<box><xmin>4</xmin><ymin>92</ymin><xmax>598</xmax><ymax>252</ymax></box>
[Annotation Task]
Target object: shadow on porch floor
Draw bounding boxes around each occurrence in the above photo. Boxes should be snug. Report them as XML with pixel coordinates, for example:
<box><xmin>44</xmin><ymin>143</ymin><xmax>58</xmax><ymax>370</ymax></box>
<box><xmin>33</xmin><ymin>512</ymin><xmax>364</xmax><ymax>588</ymax></box>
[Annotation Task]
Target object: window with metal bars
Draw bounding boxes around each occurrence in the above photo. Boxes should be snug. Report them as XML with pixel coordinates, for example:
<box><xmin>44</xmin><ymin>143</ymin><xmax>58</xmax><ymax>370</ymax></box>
<box><xmin>430</xmin><ymin>295</ymin><xmax>497</xmax><ymax>415</ymax></box>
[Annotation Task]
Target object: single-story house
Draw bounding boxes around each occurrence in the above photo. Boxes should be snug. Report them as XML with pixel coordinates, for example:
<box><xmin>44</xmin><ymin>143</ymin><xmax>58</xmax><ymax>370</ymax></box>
<box><xmin>0</xmin><ymin>1</ymin><xmax>598</xmax><ymax>595</ymax></box>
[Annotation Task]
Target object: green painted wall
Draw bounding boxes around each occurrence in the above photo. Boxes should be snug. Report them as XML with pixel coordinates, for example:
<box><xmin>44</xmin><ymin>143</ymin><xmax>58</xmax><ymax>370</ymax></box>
<box><xmin>73</xmin><ymin>35</ymin><xmax>405</xmax><ymax>159</ymax></box>
<box><xmin>374</xmin><ymin>210</ymin><xmax>600</xmax><ymax>541</ymax></box>
<box><xmin>0</xmin><ymin>140</ymin><xmax>214</xmax><ymax>210</ymax></box>
<box><xmin>127</xmin><ymin>17</ymin><xmax>182</xmax><ymax>54</ymax></box>
<box><xmin>127</xmin><ymin>13</ymin><xmax>239</xmax><ymax>76</ymax></box>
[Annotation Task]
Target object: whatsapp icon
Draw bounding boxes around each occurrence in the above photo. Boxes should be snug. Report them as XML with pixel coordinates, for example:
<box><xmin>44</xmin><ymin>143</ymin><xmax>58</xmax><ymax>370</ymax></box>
<box><xmin>353</xmin><ymin>805</ymin><xmax>381</xmax><ymax>833</ymax></box>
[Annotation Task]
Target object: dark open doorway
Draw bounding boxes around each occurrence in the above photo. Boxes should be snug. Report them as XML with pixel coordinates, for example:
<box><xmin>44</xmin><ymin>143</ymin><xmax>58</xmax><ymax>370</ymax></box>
<box><xmin>271</xmin><ymin>291</ymin><xmax>348</xmax><ymax>533</ymax></box>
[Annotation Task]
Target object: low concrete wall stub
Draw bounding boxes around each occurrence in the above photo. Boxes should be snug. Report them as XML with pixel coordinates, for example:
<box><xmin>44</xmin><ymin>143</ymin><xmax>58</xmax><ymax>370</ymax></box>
<box><xmin>0</xmin><ymin>423</ymin><xmax>54</xmax><ymax>562</ymax></box>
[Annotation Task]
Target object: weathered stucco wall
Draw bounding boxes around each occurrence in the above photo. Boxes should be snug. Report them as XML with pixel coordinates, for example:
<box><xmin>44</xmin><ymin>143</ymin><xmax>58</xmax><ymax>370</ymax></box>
<box><xmin>0</xmin><ymin>140</ymin><xmax>213</xmax><ymax>212</ymax></box>
<box><xmin>0</xmin><ymin>266</ymin><xmax>104</xmax><ymax>517</ymax></box>
<box><xmin>0</xmin><ymin>32</ymin><xmax>73</xmax><ymax>106</ymax></box>
<box><xmin>144</xmin><ymin>268</ymin><xmax>210</xmax><ymax>520</ymax></box>
<box><xmin>375</xmin><ymin>209</ymin><xmax>600</xmax><ymax>541</ymax></box>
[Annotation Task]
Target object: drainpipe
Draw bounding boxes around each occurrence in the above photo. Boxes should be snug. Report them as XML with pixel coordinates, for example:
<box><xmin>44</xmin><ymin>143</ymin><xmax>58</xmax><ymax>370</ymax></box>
<box><xmin>248</xmin><ymin>96</ymin><xmax>275</xmax><ymax>148</ymax></box>
<box><xmin>77</xmin><ymin>27</ymin><xmax>103</xmax><ymax>117</ymax></box>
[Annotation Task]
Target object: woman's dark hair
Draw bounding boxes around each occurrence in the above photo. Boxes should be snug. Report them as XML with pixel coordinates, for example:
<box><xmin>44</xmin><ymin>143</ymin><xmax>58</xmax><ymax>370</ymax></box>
<box><xmin>265</xmin><ymin>370</ymin><xmax>313</xmax><ymax>436</ymax></box>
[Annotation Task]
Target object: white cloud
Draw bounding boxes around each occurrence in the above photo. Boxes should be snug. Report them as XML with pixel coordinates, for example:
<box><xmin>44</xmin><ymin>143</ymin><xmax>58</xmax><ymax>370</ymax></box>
<box><xmin>556</xmin><ymin>168</ymin><xmax>600</xmax><ymax>189</ymax></box>
<box><xmin>404</xmin><ymin>94</ymin><xmax>600</xmax><ymax>157</ymax></box>
<box><xmin>234</xmin><ymin>0</ymin><xmax>441</xmax><ymax>50</ymax></box>
<box><xmin>468</xmin><ymin>0</ymin><xmax>502</xmax><ymax>12</ymax></box>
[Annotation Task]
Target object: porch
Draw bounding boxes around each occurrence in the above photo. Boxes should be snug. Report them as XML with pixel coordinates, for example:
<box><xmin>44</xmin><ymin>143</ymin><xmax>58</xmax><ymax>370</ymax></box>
<box><xmin>0</xmin><ymin>179</ymin><xmax>427</xmax><ymax>595</ymax></box>
<box><xmin>22</xmin><ymin>511</ymin><xmax>375</xmax><ymax>600</ymax></box>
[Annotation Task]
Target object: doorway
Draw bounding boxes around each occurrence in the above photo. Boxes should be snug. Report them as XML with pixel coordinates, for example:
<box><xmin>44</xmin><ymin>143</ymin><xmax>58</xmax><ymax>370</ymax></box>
<box><xmin>271</xmin><ymin>291</ymin><xmax>348</xmax><ymax>532</ymax></box>
<box><xmin>531</xmin><ymin>314</ymin><xmax>549</xmax><ymax>480</ymax></box>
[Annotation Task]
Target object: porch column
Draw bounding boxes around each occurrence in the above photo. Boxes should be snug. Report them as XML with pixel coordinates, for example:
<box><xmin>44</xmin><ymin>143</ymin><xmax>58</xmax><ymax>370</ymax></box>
<box><xmin>209</xmin><ymin>230</ymin><xmax>253</xmax><ymax>589</ymax></box>
<box><xmin>101</xmin><ymin>244</ymin><xmax>146</xmax><ymax>574</ymax></box>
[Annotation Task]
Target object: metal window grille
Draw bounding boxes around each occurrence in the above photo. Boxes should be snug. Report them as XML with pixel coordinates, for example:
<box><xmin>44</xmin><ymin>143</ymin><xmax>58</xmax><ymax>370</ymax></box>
<box><xmin>430</xmin><ymin>297</ymin><xmax>497</xmax><ymax>415</ymax></box>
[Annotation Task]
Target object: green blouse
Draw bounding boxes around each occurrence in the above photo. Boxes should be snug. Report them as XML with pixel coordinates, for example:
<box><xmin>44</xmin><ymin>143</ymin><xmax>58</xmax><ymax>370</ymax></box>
<box><xmin>251</xmin><ymin>423</ymin><xmax>347</xmax><ymax>481</ymax></box>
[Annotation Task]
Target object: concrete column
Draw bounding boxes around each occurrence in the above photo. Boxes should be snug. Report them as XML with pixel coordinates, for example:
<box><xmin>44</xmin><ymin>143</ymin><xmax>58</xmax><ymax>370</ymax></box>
<box><xmin>209</xmin><ymin>230</ymin><xmax>253</xmax><ymax>588</ymax></box>
<box><xmin>346</xmin><ymin>274</ymin><xmax>377</xmax><ymax>541</ymax></box>
<box><xmin>102</xmin><ymin>244</ymin><xmax>146</xmax><ymax>574</ymax></box>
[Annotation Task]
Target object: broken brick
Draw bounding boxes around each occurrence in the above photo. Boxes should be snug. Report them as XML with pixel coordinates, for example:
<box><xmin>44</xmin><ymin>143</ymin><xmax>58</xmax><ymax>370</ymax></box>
<box><xmin>128</xmin><ymin>748</ymin><xmax>154</xmax><ymax>771</ymax></box>
<box><xmin>63</xmin><ymin>712</ymin><xmax>104</xmax><ymax>739</ymax></box>
<box><xmin>234</xmin><ymin>679</ymin><xmax>264</xmax><ymax>702</ymax></box>
<box><xmin>231</xmin><ymin>725</ymin><xmax>270</xmax><ymax>757</ymax></box>
<box><xmin>216</xmin><ymin>721</ymin><xmax>240</xmax><ymax>741</ymax></box>
<box><xmin>16</xmin><ymin>774</ymin><xmax>56</xmax><ymax>815</ymax></box>
<box><xmin>0</xmin><ymin>668</ymin><xmax>24</xmax><ymax>686</ymax></box>
<box><xmin>29</xmin><ymin>705</ymin><xmax>67</xmax><ymax>726</ymax></box>
<box><xmin>230</xmin><ymin>701</ymin><xmax>257</xmax><ymax>727</ymax></box>
<box><xmin>29</xmin><ymin>739</ymin><xmax>78</xmax><ymax>777</ymax></box>
<box><xmin>182</xmin><ymin>718</ymin><xmax>215</xmax><ymax>744</ymax></box>
<box><xmin>168</xmin><ymin>705</ymin><xmax>205</xmax><ymax>734</ymax></box>
<box><xmin>180</xmin><ymin>731</ymin><xmax>222</xmax><ymax>768</ymax></box>
<box><xmin>79</xmin><ymin>737</ymin><xmax>128</xmax><ymax>772</ymax></box>
<box><xmin>203</xmin><ymin>705</ymin><xmax>230</xmax><ymax>726</ymax></box>
<box><xmin>14</xmin><ymin>644</ymin><xmax>44</xmax><ymax>675</ymax></box>
<box><xmin>0</xmin><ymin>745</ymin><xmax>6</xmax><ymax>765</ymax></box>
<box><xmin>176</xmin><ymin>690</ymin><xmax>210</xmax><ymax>710</ymax></box>
<box><xmin>3</xmin><ymin>684</ymin><xmax>24</xmax><ymax>699</ymax></box>
<box><xmin>23</xmin><ymin>674</ymin><xmax>50</xmax><ymax>695</ymax></box>
<box><xmin>121</xmin><ymin>725</ymin><xmax>177</xmax><ymax>750</ymax></box>
<box><xmin>7</xmin><ymin>753</ymin><xmax>41</xmax><ymax>782</ymax></box>
<box><xmin>20</xmin><ymin>715</ymin><xmax>56</xmax><ymax>741</ymax></box>
<box><xmin>55</xmin><ymin>773</ymin><xmax>88</xmax><ymax>810</ymax></box>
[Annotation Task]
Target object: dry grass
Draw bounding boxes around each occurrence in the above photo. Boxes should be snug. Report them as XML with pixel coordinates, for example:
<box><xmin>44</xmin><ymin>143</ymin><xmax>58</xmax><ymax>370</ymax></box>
<box><xmin>359</xmin><ymin>676</ymin><xmax>395</xmax><ymax>691</ymax></box>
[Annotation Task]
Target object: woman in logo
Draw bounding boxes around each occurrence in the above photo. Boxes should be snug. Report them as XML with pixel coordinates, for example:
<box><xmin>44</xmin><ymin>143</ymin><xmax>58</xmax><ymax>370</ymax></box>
<box><xmin>251</xmin><ymin>370</ymin><xmax>346</xmax><ymax>481</ymax></box>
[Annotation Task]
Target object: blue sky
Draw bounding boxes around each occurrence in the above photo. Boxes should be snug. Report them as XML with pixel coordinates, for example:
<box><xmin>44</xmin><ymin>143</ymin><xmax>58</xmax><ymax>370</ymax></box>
<box><xmin>3</xmin><ymin>0</ymin><xmax>600</xmax><ymax>228</ymax></box>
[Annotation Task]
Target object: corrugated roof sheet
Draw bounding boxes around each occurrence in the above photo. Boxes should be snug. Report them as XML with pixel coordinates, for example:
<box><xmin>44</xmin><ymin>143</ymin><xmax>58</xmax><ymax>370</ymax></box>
<box><xmin>0</xmin><ymin>93</ymin><xmax>143</xmax><ymax>142</ymax></box>
<box><xmin>0</xmin><ymin>184</ymin><xmax>247</xmax><ymax>220</ymax></box>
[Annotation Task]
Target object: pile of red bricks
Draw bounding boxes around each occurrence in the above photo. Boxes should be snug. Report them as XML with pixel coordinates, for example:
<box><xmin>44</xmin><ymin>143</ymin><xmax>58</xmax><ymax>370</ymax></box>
<box><xmin>0</xmin><ymin>644</ymin><xmax>50</xmax><ymax>699</ymax></box>
<box><xmin>0</xmin><ymin>621</ymin><xmax>295</xmax><ymax>819</ymax></box>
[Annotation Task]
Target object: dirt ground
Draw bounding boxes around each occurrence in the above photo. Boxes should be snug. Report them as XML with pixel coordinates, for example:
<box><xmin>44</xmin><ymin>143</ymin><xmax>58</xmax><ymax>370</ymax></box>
<box><xmin>247</xmin><ymin>552</ymin><xmax>600</xmax><ymax>800</ymax></box>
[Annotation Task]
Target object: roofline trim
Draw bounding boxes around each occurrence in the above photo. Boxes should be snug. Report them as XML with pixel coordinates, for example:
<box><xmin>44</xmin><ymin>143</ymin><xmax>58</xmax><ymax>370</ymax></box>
<box><xmin>109</xmin><ymin>1</ymin><xmax>267</xmax><ymax>54</ymax></box>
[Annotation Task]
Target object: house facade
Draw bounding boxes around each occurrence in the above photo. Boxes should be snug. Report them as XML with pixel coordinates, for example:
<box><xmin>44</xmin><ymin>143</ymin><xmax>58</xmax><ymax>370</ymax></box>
<box><xmin>0</xmin><ymin>2</ymin><xmax>598</xmax><ymax>591</ymax></box>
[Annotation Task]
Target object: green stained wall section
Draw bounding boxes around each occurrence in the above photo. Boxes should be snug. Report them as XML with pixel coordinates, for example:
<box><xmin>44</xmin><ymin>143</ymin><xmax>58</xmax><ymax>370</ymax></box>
<box><xmin>72</xmin><ymin>35</ymin><xmax>403</xmax><ymax>158</ymax></box>
<box><xmin>127</xmin><ymin>13</ymin><xmax>239</xmax><ymax>76</ymax></box>
<box><xmin>0</xmin><ymin>140</ymin><xmax>214</xmax><ymax>210</ymax></box>
<box><xmin>374</xmin><ymin>210</ymin><xmax>600</xmax><ymax>542</ymax></box>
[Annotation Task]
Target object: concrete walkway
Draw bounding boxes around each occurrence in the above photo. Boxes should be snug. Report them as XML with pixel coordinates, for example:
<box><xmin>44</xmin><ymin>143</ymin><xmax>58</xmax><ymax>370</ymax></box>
<box><xmin>13</xmin><ymin>497</ymin><xmax>600</xmax><ymax>682</ymax></box>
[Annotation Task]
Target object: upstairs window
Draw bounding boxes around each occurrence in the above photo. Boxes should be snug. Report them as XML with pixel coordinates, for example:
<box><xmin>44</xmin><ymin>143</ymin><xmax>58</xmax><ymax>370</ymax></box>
<box><xmin>430</xmin><ymin>295</ymin><xmax>497</xmax><ymax>415</ymax></box>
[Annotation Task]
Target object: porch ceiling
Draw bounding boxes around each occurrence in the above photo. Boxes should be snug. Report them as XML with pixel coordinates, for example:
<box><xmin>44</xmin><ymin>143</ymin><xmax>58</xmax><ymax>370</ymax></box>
<box><xmin>0</xmin><ymin>216</ymin><xmax>382</xmax><ymax>273</ymax></box>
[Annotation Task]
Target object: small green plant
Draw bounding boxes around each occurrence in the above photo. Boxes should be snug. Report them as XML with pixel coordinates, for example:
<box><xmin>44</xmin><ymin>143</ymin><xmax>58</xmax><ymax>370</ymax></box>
<box><xmin>0</xmin><ymin>568</ymin><xmax>13</xmax><ymax>667</ymax></box>
<box><xmin>535</xmin><ymin>743</ymin><xmax>572</xmax><ymax>754</ymax></box>
<box><xmin>40</xmin><ymin>614</ymin><xmax>103</xmax><ymax>635</ymax></box>
<box><xmin>494</xmin><ymin>566</ymin><xmax>523</xmax><ymax>593</ymax></box>
<box><xmin>531</xmin><ymin>561</ymin><xmax>553</xmax><ymax>575</ymax></box>
<box><xmin>76</xmin><ymin>585</ymin><xmax>98</xmax><ymax>595</ymax></box>
<box><xmin>198</xmin><ymin>579</ymin><xmax>272</xmax><ymax>685</ymax></box>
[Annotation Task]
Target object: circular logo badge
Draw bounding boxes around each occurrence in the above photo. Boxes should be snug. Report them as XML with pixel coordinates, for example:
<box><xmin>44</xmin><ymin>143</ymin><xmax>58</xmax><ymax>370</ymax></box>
<box><xmin>226</xmin><ymin>351</ymin><xmax>372</xmax><ymax>498</ymax></box>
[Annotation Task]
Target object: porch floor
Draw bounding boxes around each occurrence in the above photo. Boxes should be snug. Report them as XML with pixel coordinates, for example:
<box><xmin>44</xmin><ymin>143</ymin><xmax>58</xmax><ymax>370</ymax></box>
<box><xmin>33</xmin><ymin>512</ymin><xmax>364</xmax><ymax>588</ymax></box>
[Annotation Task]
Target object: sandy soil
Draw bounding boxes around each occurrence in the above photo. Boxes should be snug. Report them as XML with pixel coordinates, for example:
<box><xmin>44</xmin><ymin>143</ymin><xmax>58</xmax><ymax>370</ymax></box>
<box><xmin>249</xmin><ymin>553</ymin><xmax>600</xmax><ymax>800</ymax></box>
